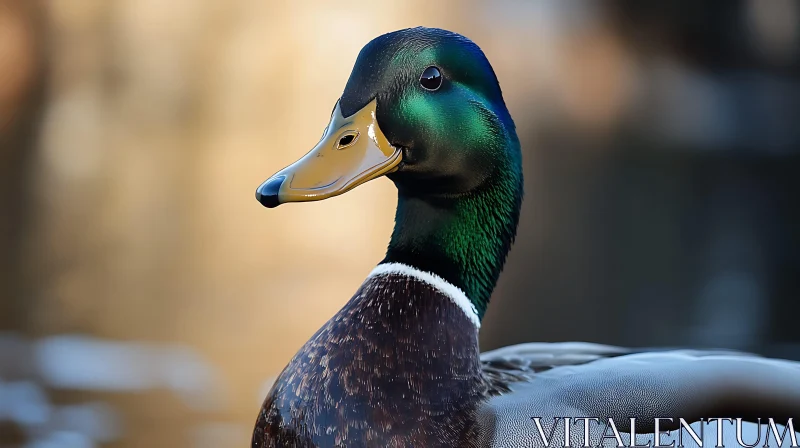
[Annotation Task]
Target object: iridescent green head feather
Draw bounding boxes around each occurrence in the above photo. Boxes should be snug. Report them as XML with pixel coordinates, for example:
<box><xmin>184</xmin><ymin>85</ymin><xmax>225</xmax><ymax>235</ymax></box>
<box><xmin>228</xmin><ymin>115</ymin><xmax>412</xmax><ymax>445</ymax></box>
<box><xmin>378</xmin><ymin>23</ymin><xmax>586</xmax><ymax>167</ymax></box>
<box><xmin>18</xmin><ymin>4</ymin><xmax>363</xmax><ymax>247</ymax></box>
<box><xmin>257</xmin><ymin>27</ymin><xmax>523</xmax><ymax>319</ymax></box>
<box><xmin>340</xmin><ymin>27</ymin><xmax>519</xmax><ymax>198</ymax></box>
<box><xmin>342</xmin><ymin>27</ymin><xmax>524</xmax><ymax>319</ymax></box>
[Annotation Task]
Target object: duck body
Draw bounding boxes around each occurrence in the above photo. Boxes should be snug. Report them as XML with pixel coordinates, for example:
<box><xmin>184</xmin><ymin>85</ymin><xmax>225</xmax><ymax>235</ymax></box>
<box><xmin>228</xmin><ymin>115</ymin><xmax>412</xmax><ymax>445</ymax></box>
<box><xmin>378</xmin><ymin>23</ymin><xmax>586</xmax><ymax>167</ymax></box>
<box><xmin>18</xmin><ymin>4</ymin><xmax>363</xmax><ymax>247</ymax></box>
<box><xmin>252</xmin><ymin>27</ymin><xmax>800</xmax><ymax>447</ymax></box>
<box><xmin>254</xmin><ymin>265</ymin><xmax>486</xmax><ymax>447</ymax></box>
<box><xmin>254</xmin><ymin>265</ymin><xmax>800</xmax><ymax>448</ymax></box>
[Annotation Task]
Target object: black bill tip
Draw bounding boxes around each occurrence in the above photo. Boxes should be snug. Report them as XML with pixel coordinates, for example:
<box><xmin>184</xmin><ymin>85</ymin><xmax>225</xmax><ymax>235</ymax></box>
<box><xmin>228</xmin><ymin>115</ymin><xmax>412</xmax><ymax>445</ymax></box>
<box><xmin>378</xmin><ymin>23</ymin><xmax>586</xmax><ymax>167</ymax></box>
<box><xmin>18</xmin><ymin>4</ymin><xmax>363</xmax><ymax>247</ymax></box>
<box><xmin>255</xmin><ymin>176</ymin><xmax>285</xmax><ymax>208</ymax></box>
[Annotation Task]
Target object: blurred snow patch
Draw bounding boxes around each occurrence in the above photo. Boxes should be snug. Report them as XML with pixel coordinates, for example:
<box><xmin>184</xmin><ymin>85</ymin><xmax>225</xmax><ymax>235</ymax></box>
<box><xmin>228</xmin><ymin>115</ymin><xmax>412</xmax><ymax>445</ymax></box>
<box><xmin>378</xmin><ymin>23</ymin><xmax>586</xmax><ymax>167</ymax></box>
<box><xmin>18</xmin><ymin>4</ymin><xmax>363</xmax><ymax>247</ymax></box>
<box><xmin>32</xmin><ymin>335</ymin><xmax>225</xmax><ymax>410</ymax></box>
<box><xmin>0</xmin><ymin>380</ymin><xmax>52</xmax><ymax>426</ymax></box>
<box><xmin>26</xmin><ymin>431</ymin><xmax>95</xmax><ymax>448</ymax></box>
<box><xmin>53</xmin><ymin>403</ymin><xmax>121</xmax><ymax>443</ymax></box>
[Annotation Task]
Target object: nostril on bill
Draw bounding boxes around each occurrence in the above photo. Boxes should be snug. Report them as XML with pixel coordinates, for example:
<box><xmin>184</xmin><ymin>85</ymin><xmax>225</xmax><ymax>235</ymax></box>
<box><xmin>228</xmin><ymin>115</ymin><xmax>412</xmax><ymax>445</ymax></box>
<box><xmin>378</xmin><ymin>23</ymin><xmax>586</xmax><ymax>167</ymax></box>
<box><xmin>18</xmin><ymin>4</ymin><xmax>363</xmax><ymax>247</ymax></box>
<box><xmin>336</xmin><ymin>131</ymin><xmax>359</xmax><ymax>149</ymax></box>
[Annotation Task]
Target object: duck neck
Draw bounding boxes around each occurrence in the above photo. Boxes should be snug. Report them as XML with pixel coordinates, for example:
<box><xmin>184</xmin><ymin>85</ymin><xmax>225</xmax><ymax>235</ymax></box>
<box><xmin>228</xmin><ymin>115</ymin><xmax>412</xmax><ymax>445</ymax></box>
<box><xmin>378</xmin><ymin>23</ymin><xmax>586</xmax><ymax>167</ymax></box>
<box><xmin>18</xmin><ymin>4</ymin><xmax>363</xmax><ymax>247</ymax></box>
<box><xmin>383</xmin><ymin>166</ymin><xmax>523</xmax><ymax>320</ymax></box>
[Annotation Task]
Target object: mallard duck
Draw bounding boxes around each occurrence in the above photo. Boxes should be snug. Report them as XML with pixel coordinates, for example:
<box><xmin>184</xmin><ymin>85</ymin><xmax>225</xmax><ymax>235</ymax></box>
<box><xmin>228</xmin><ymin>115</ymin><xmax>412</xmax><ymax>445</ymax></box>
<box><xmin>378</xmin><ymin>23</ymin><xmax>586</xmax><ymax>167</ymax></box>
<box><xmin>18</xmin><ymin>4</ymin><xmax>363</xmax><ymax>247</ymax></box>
<box><xmin>251</xmin><ymin>27</ymin><xmax>800</xmax><ymax>448</ymax></box>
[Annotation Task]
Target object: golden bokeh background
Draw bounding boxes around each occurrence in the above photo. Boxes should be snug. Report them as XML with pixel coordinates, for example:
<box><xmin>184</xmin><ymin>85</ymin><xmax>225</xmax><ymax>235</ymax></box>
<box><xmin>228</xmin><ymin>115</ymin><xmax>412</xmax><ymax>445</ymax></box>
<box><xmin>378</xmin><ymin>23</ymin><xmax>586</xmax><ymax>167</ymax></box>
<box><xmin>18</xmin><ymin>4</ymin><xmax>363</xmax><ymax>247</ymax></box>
<box><xmin>2</xmin><ymin>1</ymin><xmax>799</xmax><ymax>446</ymax></box>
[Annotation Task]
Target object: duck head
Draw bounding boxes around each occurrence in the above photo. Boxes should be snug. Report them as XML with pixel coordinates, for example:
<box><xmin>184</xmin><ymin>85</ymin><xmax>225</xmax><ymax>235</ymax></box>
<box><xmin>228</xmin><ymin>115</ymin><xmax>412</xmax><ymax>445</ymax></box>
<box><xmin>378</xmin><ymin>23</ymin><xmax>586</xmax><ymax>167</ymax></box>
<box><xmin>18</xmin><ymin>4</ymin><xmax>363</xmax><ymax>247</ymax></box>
<box><xmin>257</xmin><ymin>27</ymin><xmax>522</xmax><ymax>320</ymax></box>
<box><xmin>256</xmin><ymin>26</ymin><xmax>519</xmax><ymax>206</ymax></box>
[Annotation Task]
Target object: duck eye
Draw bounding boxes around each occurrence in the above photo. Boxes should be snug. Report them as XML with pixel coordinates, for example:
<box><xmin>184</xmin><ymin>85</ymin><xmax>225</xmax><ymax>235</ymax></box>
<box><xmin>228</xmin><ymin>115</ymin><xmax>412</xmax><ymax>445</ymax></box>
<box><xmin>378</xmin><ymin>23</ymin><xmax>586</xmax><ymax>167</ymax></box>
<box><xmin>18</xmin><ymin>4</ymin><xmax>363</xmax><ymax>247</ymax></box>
<box><xmin>419</xmin><ymin>66</ymin><xmax>442</xmax><ymax>91</ymax></box>
<box><xmin>336</xmin><ymin>131</ymin><xmax>359</xmax><ymax>149</ymax></box>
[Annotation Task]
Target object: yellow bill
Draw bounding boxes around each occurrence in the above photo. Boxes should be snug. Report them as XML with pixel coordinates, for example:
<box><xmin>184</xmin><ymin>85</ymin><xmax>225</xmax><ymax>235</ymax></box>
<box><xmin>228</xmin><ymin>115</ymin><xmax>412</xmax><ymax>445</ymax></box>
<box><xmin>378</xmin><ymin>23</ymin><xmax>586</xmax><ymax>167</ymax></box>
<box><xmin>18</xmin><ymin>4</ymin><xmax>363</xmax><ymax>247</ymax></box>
<box><xmin>256</xmin><ymin>99</ymin><xmax>402</xmax><ymax>208</ymax></box>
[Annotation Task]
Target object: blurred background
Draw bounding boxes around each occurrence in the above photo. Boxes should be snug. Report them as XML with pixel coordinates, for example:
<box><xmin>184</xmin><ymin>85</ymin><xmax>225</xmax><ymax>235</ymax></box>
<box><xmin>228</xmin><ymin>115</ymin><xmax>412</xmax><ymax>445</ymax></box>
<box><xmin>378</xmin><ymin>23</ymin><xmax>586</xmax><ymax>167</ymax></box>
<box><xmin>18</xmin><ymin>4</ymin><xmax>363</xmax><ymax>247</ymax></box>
<box><xmin>1</xmin><ymin>0</ymin><xmax>799</xmax><ymax>446</ymax></box>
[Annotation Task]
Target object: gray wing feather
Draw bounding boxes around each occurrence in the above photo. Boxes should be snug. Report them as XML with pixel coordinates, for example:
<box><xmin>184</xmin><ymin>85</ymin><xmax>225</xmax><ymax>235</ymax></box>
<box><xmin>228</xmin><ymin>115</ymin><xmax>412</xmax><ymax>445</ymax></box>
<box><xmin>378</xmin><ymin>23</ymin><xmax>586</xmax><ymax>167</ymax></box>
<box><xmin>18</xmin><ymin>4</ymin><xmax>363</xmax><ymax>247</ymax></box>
<box><xmin>479</xmin><ymin>343</ymin><xmax>800</xmax><ymax>447</ymax></box>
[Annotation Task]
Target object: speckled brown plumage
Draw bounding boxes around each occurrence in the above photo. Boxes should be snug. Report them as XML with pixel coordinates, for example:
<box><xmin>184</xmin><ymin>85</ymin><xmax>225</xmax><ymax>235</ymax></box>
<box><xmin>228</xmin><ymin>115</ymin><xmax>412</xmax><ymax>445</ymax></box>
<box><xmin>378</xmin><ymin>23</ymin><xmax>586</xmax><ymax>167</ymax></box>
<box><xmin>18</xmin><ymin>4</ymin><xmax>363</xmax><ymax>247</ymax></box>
<box><xmin>251</xmin><ymin>271</ymin><xmax>800</xmax><ymax>448</ymax></box>
<box><xmin>252</xmin><ymin>272</ymin><xmax>488</xmax><ymax>448</ymax></box>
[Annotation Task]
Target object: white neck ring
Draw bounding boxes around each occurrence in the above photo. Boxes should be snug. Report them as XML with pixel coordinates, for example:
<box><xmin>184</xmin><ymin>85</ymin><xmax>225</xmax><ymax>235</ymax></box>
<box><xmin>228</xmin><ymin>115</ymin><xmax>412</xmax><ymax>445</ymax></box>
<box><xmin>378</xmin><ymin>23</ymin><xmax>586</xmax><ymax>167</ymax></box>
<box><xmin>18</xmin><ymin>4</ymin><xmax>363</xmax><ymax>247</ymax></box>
<box><xmin>367</xmin><ymin>262</ymin><xmax>481</xmax><ymax>329</ymax></box>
